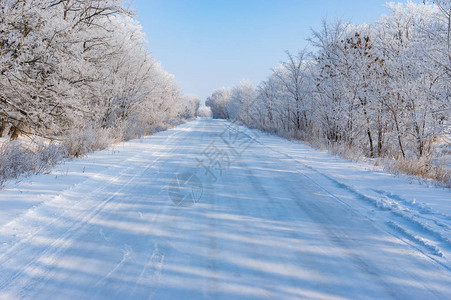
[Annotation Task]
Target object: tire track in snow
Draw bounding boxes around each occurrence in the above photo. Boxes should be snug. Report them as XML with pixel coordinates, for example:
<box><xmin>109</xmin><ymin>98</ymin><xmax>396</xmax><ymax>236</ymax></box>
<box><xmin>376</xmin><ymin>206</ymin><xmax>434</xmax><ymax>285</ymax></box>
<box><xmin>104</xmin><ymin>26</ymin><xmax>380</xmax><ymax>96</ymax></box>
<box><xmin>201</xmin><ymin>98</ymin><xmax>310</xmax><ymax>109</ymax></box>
<box><xmin>239</xmin><ymin>125</ymin><xmax>451</xmax><ymax>266</ymax></box>
<box><xmin>0</xmin><ymin>121</ymin><xmax>200</xmax><ymax>296</ymax></box>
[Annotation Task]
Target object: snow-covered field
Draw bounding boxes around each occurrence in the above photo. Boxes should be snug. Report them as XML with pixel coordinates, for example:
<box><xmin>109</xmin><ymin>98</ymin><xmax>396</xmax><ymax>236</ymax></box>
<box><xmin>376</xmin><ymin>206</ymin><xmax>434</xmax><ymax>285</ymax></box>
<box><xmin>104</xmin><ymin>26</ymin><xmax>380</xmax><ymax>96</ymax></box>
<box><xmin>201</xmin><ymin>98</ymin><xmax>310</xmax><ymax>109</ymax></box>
<box><xmin>0</xmin><ymin>118</ymin><xmax>450</xmax><ymax>299</ymax></box>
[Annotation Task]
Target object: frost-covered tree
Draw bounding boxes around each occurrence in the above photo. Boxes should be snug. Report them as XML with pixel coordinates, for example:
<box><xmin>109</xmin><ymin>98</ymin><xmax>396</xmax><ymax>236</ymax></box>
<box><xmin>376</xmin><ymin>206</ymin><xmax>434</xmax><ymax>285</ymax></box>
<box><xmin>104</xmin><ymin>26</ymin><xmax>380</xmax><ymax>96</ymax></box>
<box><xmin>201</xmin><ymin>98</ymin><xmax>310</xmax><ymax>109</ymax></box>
<box><xmin>273</xmin><ymin>51</ymin><xmax>312</xmax><ymax>133</ymax></box>
<box><xmin>209</xmin><ymin>1</ymin><xmax>450</xmax><ymax>172</ymax></box>
<box><xmin>374</xmin><ymin>2</ymin><xmax>449</xmax><ymax>158</ymax></box>
<box><xmin>180</xmin><ymin>95</ymin><xmax>201</xmax><ymax>119</ymax></box>
<box><xmin>205</xmin><ymin>87</ymin><xmax>232</xmax><ymax>119</ymax></box>
<box><xmin>0</xmin><ymin>0</ymin><xmax>127</xmax><ymax>137</ymax></box>
<box><xmin>227</xmin><ymin>80</ymin><xmax>257</xmax><ymax>124</ymax></box>
<box><xmin>0</xmin><ymin>0</ymin><xmax>195</xmax><ymax>140</ymax></box>
<box><xmin>197</xmin><ymin>106</ymin><xmax>212</xmax><ymax>118</ymax></box>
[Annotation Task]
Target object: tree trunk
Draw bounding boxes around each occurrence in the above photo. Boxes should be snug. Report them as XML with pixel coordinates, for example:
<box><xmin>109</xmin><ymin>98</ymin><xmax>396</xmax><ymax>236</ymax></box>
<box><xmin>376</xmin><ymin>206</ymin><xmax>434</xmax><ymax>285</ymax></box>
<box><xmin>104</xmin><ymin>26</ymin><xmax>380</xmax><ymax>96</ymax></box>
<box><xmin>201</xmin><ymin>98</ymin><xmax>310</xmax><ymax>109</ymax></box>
<box><xmin>10</xmin><ymin>122</ymin><xmax>22</xmax><ymax>140</ymax></box>
<box><xmin>377</xmin><ymin>110</ymin><xmax>383</xmax><ymax>156</ymax></box>
<box><xmin>0</xmin><ymin>119</ymin><xmax>6</xmax><ymax>137</ymax></box>
<box><xmin>367</xmin><ymin>129</ymin><xmax>374</xmax><ymax>157</ymax></box>
<box><xmin>377</xmin><ymin>124</ymin><xmax>383</xmax><ymax>157</ymax></box>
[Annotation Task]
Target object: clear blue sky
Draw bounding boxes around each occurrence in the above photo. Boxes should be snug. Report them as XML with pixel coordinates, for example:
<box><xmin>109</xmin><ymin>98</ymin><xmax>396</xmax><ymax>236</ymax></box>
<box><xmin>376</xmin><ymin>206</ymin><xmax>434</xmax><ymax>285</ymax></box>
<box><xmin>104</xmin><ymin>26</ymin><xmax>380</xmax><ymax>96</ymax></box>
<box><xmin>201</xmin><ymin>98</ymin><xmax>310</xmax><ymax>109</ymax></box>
<box><xmin>130</xmin><ymin>0</ymin><xmax>414</xmax><ymax>102</ymax></box>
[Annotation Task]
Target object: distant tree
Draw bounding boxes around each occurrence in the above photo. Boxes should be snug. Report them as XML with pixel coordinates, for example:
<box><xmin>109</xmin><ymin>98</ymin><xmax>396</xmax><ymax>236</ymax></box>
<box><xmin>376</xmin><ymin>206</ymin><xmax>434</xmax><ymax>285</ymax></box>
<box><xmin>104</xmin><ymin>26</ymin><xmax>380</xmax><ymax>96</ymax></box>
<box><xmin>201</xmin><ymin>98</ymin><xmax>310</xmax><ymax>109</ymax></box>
<box><xmin>205</xmin><ymin>87</ymin><xmax>231</xmax><ymax>119</ymax></box>
<box><xmin>197</xmin><ymin>106</ymin><xmax>212</xmax><ymax>118</ymax></box>
<box><xmin>227</xmin><ymin>80</ymin><xmax>257</xmax><ymax>124</ymax></box>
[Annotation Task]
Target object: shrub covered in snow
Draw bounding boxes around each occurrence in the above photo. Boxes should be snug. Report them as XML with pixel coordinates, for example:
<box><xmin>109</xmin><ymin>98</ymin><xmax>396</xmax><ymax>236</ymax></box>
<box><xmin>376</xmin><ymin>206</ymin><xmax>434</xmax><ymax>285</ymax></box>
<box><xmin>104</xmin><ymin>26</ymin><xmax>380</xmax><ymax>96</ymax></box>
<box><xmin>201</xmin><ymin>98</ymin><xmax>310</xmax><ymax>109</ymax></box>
<box><xmin>0</xmin><ymin>141</ymin><xmax>65</xmax><ymax>186</ymax></box>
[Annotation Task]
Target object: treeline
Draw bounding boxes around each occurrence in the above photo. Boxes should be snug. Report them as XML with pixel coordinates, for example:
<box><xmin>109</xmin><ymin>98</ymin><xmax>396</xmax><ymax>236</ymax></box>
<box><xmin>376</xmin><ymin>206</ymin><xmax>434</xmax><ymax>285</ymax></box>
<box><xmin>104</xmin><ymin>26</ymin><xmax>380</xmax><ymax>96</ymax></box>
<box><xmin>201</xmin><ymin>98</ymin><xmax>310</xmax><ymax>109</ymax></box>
<box><xmin>0</xmin><ymin>0</ymin><xmax>199</xmax><ymax>140</ymax></box>
<box><xmin>0</xmin><ymin>0</ymin><xmax>200</xmax><ymax>185</ymax></box>
<box><xmin>206</xmin><ymin>2</ymin><xmax>451</xmax><ymax>183</ymax></box>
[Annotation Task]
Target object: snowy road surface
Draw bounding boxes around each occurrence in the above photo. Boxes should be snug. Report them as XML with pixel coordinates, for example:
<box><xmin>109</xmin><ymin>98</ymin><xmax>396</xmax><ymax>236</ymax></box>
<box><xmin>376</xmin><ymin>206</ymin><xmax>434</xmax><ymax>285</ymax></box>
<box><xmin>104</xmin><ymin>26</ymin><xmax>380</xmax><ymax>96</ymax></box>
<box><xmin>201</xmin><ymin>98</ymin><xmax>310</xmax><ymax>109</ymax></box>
<box><xmin>0</xmin><ymin>119</ymin><xmax>451</xmax><ymax>299</ymax></box>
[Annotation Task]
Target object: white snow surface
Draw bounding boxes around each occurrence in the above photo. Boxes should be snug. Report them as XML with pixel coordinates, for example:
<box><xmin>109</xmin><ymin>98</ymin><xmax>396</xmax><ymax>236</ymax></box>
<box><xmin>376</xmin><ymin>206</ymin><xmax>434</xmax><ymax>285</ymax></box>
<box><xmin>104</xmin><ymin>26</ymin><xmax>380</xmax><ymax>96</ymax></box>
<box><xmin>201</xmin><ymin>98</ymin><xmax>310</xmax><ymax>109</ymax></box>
<box><xmin>0</xmin><ymin>118</ymin><xmax>450</xmax><ymax>299</ymax></box>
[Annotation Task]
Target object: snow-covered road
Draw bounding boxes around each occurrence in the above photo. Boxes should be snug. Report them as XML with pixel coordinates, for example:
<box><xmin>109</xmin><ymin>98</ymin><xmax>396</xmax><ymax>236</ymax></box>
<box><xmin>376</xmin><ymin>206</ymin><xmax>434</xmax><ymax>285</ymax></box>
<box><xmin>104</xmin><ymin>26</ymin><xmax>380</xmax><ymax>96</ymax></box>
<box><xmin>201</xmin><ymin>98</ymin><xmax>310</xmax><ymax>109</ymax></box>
<box><xmin>0</xmin><ymin>119</ymin><xmax>450</xmax><ymax>299</ymax></box>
